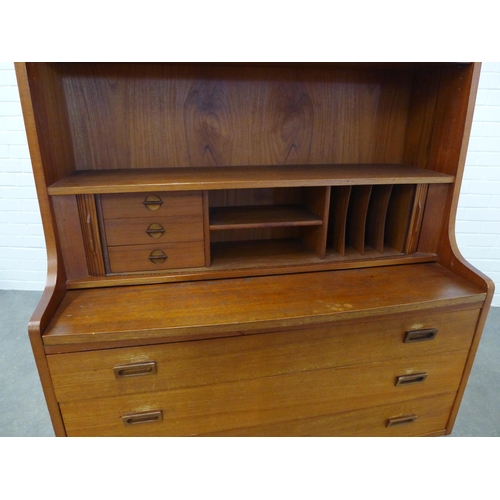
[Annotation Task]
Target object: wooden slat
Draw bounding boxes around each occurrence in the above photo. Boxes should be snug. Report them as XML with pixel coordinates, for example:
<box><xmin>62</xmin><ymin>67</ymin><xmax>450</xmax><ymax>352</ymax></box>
<box><xmin>385</xmin><ymin>185</ymin><xmax>415</xmax><ymax>252</ymax></box>
<box><xmin>42</xmin><ymin>263</ymin><xmax>485</xmax><ymax>346</ymax></box>
<box><xmin>405</xmin><ymin>184</ymin><xmax>429</xmax><ymax>254</ymax></box>
<box><xmin>328</xmin><ymin>186</ymin><xmax>352</xmax><ymax>256</ymax></box>
<box><xmin>366</xmin><ymin>185</ymin><xmax>393</xmax><ymax>253</ymax></box>
<box><xmin>47</xmin><ymin>164</ymin><xmax>454</xmax><ymax>195</ymax></box>
<box><xmin>347</xmin><ymin>185</ymin><xmax>372</xmax><ymax>255</ymax></box>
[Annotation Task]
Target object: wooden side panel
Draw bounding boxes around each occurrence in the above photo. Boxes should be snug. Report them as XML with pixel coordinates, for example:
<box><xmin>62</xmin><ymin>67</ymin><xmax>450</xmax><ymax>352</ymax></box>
<box><xmin>15</xmin><ymin>63</ymin><xmax>69</xmax><ymax>436</ymax></box>
<box><xmin>52</xmin><ymin>196</ymin><xmax>89</xmax><ymax>281</ymax></box>
<box><xmin>76</xmin><ymin>195</ymin><xmax>106</xmax><ymax>277</ymax></box>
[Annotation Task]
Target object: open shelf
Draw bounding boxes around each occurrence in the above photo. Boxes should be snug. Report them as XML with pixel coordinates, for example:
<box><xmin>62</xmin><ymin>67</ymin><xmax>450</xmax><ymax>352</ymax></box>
<box><xmin>209</xmin><ymin>205</ymin><xmax>322</xmax><ymax>231</ymax></box>
<box><xmin>47</xmin><ymin>164</ymin><xmax>454</xmax><ymax>195</ymax></box>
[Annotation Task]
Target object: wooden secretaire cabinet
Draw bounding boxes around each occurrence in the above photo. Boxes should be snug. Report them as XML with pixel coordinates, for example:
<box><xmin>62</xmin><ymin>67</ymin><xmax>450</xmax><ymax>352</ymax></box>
<box><xmin>17</xmin><ymin>62</ymin><xmax>494</xmax><ymax>436</ymax></box>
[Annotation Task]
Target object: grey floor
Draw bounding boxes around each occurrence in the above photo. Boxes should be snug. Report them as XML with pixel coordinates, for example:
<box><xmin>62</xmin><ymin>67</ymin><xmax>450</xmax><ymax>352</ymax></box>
<box><xmin>0</xmin><ymin>290</ymin><xmax>499</xmax><ymax>437</ymax></box>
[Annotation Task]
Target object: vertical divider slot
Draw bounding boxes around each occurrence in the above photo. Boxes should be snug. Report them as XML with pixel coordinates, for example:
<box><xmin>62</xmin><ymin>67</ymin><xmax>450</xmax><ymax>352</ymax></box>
<box><xmin>385</xmin><ymin>185</ymin><xmax>416</xmax><ymax>253</ymax></box>
<box><xmin>301</xmin><ymin>186</ymin><xmax>331</xmax><ymax>259</ymax></box>
<box><xmin>328</xmin><ymin>186</ymin><xmax>352</xmax><ymax>257</ymax></box>
<box><xmin>366</xmin><ymin>185</ymin><xmax>393</xmax><ymax>253</ymax></box>
<box><xmin>346</xmin><ymin>185</ymin><xmax>373</xmax><ymax>255</ymax></box>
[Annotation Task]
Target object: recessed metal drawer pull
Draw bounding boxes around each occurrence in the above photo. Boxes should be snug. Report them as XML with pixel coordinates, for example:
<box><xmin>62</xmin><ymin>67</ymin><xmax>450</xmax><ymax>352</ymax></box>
<box><xmin>146</xmin><ymin>223</ymin><xmax>165</xmax><ymax>238</ymax></box>
<box><xmin>395</xmin><ymin>372</ymin><xmax>428</xmax><ymax>386</ymax></box>
<box><xmin>404</xmin><ymin>328</ymin><xmax>438</xmax><ymax>343</ymax></box>
<box><xmin>122</xmin><ymin>410</ymin><xmax>163</xmax><ymax>426</ymax></box>
<box><xmin>113</xmin><ymin>361</ymin><xmax>157</xmax><ymax>378</ymax></box>
<box><xmin>148</xmin><ymin>249</ymin><xmax>167</xmax><ymax>264</ymax></box>
<box><xmin>386</xmin><ymin>414</ymin><xmax>417</xmax><ymax>427</ymax></box>
<box><xmin>143</xmin><ymin>194</ymin><xmax>163</xmax><ymax>211</ymax></box>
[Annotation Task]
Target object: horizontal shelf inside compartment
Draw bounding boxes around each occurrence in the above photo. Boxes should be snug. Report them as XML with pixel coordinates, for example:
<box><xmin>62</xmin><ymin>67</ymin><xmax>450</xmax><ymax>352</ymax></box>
<box><xmin>47</xmin><ymin>164</ymin><xmax>455</xmax><ymax>195</ymax></box>
<box><xmin>210</xmin><ymin>239</ymin><xmax>405</xmax><ymax>270</ymax></box>
<box><xmin>209</xmin><ymin>204</ymin><xmax>322</xmax><ymax>230</ymax></box>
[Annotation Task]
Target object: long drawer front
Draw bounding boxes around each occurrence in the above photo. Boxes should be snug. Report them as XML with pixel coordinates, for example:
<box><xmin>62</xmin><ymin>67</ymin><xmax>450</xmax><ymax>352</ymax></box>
<box><xmin>60</xmin><ymin>349</ymin><xmax>468</xmax><ymax>436</ymax></box>
<box><xmin>47</xmin><ymin>308</ymin><xmax>479</xmax><ymax>403</ymax></box>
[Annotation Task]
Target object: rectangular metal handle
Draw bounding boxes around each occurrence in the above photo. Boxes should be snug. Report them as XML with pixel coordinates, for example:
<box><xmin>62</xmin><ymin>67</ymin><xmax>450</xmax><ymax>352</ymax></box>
<box><xmin>114</xmin><ymin>361</ymin><xmax>157</xmax><ymax>378</ymax></box>
<box><xmin>395</xmin><ymin>372</ymin><xmax>428</xmax><ymax>386</ymax></box>
<box><xmin>122</xmin><ymin>410</ymin><xmax>163</xmax><ymax>426</ymax></box>
<box><xmin>386</xmin><ymin>414</ymin><xmax>417</xmax><ymax>427</ymax></box>
<box><xmin>404</xmin><ymin>328</ymin><xmax>438</xmax><ymax>343</ymax></box>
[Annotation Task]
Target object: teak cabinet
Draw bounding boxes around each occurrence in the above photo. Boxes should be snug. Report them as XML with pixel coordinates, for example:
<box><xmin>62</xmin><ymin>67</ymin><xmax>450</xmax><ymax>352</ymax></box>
<box><xmin>17</xmin><ymin>62</ymin><xmax>494</xmax><ymax>437</ymax></box>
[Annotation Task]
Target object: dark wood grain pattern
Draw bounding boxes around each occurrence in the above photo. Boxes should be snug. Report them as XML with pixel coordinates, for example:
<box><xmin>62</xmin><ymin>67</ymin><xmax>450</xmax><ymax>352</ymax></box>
<box><xmin>56</xmin><ymin>63</ymin><xmax>414</xmax><ymax>170</ymax></box>
<box><xmin>76</xmin><ymin>195</ymin><xmax>106</xmax><ymax>276</ymax></box>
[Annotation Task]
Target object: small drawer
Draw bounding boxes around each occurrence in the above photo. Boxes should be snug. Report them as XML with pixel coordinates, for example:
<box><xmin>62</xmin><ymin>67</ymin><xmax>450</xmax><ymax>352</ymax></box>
<box><xmin>104</xmin><ymin>215</ymin><xmax>204</xmax><ymax>246</ymax></box>
<box><xmin>107</xmin><ymin>241</ymin><xmax>206</xmax><ymax>273</ymax></box>
<box><xmin>100</xmin><ymin>191</ymin><xmax>203</xmax><ymax>220</ymax></box>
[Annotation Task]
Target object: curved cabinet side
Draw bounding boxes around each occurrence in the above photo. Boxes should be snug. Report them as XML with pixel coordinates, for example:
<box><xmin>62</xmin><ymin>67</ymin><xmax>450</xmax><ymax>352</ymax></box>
<box><xmin>15</xmin><ymin>63</ymin><xmax>67</xmax><ymax>436</ymax></box>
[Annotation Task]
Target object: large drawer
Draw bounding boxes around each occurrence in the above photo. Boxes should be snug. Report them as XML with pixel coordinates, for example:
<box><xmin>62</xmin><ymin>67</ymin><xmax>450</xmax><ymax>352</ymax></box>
<box><xmin>47</xmin><ymin>308</ymin><xmax>479</xmax><ymax>403</ymax></box>
<box><xmin>60</xmin><ymin>350</ymin><xmax>468</xmax><ymax>436</ymax></box>
<box><xmin>202</xmin><ymin>392</ymin><xmax>457</xmax><ymax>437</ymax></box>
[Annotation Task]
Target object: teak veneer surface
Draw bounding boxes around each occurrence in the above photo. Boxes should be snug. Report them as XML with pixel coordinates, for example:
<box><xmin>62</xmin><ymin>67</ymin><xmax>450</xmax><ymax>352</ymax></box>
<box><xmin>43</xmin><ymin>263</ymin><xmax>484</xmax><ymax>346</ymax></box>
<box><xmin>201</xmin><ymin>393</ymin><xmax>456</xmax><ymax>437</ymax></box>
<box><xmin>47</xmin><ymin>164</ymin><xmax>454</xmax><ymax>195</ymax></box>
<box><xmin>60</xmin><ymin>349</ymin><xmax>468</xmax><ymax>437</ymax></box>
<box><xmin>47</xmin><ymin>308</ymin><xmax>479</xmax><ymax>402</ymax></box>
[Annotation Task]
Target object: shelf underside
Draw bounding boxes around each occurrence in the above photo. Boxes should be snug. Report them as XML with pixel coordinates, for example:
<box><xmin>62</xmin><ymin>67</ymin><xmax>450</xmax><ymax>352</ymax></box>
<box><xmin>47</xmin><ymin>164</ymin><xmax>454</xmax><ymax>195</ymax></box>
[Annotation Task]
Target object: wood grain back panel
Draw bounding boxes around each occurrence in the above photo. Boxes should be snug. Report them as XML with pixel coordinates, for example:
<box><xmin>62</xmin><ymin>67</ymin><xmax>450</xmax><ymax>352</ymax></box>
<box><xmin>56</xmin><ymin>63</ymin><xmax>414</xmax><ymax>170</ymax></box>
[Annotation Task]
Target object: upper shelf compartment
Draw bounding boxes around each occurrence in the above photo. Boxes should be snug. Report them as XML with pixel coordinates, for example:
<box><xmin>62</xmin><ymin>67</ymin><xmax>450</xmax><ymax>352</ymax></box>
<box><xmin>47</xmin><ymin>164</ymin><xmax>454</xmax><ymax>195</ymax></box>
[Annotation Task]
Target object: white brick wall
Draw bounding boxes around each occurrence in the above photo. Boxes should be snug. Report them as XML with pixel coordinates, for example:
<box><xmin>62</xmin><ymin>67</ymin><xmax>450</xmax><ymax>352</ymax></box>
<box><xmin>457</xmin><ymin>62</ymin><xmax>500</xmax><ymax>306</ymax></box>
<box><xmin>0</xmin><ymin>62</ymin><xmax>46</xmax><ymax>291</ymax></box>
<box><xmin>1</xmin><ymin>62</ymin><xmax>500</xmax><ymax>305</ymax></box>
